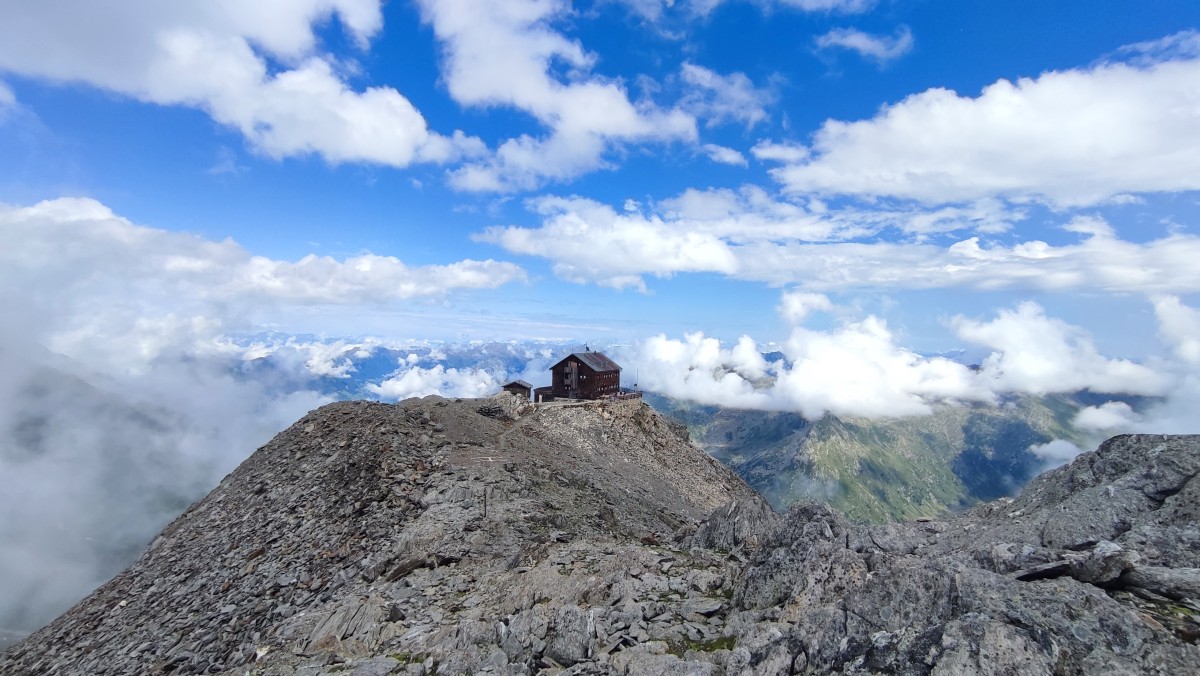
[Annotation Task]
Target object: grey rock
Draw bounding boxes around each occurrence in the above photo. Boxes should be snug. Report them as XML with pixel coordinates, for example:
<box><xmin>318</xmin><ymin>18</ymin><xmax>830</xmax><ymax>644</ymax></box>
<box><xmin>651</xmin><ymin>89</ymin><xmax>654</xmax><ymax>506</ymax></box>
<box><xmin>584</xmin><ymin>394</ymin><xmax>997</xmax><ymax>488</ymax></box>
<box><xmin>680</xmin><ymin>598</ymin><xmax>723</xmax><ymax>618</ymax></box>
<box><xmin>545</xmin><ymin>606</ymin><xmax>593</xmax><ymax>666</ymax></box>
<box><xmin>4</xmin><ymin>409</ymin><xmax>1198</xmax><ymax>676</ymax></box>
<box><xmin>348</xmin><ymin>656</ymin><xmax>401</xmax><ymax>676</ymax></box>
<box><xmin>1069</xmin><ymin>540</ymin><xmax>1139</xmax><ymax>584</ymax></box>
<box><xmin>1120</xmin><ymin>566</ymin><xmax>1200</xmax><ymax>601</ymax></box>
<box><xmin>689</xmin><ymin>498</ymin><xmax>778</xmax><ymax>554</ymax></box>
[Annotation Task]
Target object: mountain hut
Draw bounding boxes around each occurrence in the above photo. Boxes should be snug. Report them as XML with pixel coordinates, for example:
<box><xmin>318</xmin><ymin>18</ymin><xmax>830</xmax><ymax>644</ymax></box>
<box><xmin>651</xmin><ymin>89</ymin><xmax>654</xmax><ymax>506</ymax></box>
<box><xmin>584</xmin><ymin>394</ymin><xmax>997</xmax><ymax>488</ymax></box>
<box><xmin>550</xmin><ymin>351</ymin><xmax>621</xmax><ymax>400</ymax></box>
<box><xmin>501</xmin><ymin>379</ymin><xmax>533</xmax><ymax>401</ymax></box>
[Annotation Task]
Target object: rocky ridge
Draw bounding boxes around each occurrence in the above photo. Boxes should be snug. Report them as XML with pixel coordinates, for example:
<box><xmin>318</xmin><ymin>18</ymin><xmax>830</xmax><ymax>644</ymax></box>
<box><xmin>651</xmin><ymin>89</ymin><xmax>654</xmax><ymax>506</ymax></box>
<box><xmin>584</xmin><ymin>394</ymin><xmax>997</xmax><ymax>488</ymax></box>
<box><xmin>2</xmin><ymin>396</ymin><xmax>1198</xmax><ymax>675</ymax></box>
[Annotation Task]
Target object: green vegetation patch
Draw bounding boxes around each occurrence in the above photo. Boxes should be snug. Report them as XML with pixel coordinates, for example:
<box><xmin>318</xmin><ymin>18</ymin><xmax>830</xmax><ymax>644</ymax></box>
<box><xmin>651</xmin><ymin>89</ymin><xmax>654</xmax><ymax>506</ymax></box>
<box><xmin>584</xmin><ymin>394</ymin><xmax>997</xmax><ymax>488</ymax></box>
<box><xmin>666</xmin><ymin>635</ymin><xmax>737</xmax><ymax>656</ymax></box>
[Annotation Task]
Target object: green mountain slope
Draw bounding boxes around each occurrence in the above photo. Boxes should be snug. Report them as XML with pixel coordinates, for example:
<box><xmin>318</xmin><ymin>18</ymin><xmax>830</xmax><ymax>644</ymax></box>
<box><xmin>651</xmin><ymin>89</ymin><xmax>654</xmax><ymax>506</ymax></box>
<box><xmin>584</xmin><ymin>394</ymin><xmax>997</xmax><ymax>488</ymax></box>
<box><xmin>646</xmin><ymin>394</ymin><xmax>1088</xmax><ymax>522</ymax></box>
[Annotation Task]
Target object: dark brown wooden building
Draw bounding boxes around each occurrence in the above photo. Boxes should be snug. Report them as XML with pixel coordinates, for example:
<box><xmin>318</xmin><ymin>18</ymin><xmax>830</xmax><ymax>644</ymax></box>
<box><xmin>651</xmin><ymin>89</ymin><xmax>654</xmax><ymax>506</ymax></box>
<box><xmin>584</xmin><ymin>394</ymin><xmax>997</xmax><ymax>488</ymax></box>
<box><xmin>550</xmin><ymin>351</ymin><xmax>621</xmax><ymax>400</ymax></box>
<box><xmin>500</xmin><ymin>379</ymin><xmax>532</xmax><ymax>400</ymax></box>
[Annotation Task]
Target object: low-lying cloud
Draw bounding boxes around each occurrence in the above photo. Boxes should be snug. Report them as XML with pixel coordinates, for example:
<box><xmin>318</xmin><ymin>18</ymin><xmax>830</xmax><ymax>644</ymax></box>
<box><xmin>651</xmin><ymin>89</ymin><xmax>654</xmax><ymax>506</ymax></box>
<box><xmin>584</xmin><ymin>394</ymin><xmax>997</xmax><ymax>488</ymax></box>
<box><xmin>0</xmin><ymin>339</ymin><xmax>327</xmax><ymax>636</ymax></box>
<box><xmin>618</xmin><ymin>295</ymin><xmax>1193</xmax><ymax>428</ymax></box>
<box><xmin>1028</xmin><ymin>439</ymin><xmax>1084</xmax><ymax>465</ymax></box>
<box><xmin>368</xmin><ymin>365</ymin><xmax>500</xmax><ymax>400</ymax></box>
<box><xmin>0</xmin><ymin>196</ymin><xmax>529</xmax><ymax>636</ymax></box>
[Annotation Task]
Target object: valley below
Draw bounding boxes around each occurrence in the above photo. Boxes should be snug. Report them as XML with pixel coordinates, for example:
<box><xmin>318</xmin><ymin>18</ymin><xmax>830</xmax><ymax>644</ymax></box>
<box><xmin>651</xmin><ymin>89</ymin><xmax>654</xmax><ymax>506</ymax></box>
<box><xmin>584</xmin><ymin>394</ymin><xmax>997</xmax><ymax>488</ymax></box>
<box><xmin>647</xmin><ymin>392</ymin><xmax>1105</xmax><ymax>522</ymax></box>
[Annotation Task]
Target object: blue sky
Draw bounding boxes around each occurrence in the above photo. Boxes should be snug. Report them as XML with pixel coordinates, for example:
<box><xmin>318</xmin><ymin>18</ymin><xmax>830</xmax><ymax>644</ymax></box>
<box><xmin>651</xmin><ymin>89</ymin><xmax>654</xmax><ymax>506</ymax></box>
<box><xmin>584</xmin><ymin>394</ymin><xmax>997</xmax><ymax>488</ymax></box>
<box><xmin>2</xmin><ymin>0</ymin><xmax>1200</xmax><ymax>425</ymax></box>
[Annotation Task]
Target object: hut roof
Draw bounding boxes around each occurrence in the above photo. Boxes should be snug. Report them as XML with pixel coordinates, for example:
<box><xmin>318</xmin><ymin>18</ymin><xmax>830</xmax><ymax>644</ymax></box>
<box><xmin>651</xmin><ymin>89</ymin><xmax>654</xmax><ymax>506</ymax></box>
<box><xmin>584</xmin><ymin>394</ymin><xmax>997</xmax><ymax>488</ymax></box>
<box><xmin>552</xmin><ymin>352</ymin><xmax>621</xmax><ymax>373</ymax></box>
<box><xmin>503</xmin><ymin>379</ymin><xmax>533</xmax><ymax>389</ymax></box>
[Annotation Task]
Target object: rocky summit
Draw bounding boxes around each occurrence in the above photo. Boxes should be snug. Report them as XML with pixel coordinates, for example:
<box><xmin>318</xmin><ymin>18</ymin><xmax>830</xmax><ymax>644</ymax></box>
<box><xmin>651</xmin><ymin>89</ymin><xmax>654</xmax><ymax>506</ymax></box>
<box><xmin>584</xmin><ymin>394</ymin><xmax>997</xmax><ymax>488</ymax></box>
<box><xmin>2</xmin><ymin>395</ymin><xmax>1198</xmax><ymax>675</ymax></box>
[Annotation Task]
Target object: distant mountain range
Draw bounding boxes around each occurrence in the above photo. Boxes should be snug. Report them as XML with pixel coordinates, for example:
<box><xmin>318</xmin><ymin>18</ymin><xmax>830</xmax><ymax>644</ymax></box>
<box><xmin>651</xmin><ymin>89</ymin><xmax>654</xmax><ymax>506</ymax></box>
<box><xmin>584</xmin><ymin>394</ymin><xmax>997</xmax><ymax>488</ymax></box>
<box><xmin>645</xmin><ymin>392</ymin><xmax>1142</xmax><ymax>522</ymax></box>
<box><xmin>232</xmin><ymin>337</ymin><xmax>569</xmax><ymax>398</ymax></box>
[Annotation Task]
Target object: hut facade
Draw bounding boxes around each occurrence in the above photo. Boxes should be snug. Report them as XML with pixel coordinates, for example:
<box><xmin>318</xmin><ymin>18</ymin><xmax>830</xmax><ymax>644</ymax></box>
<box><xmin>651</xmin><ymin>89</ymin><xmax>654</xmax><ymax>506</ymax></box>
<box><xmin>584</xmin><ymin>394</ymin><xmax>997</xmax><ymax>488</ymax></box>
<box><xmin>550</xmin><ymin>352</ymin><xmax>621</xmax><ymax>400</ymax></box>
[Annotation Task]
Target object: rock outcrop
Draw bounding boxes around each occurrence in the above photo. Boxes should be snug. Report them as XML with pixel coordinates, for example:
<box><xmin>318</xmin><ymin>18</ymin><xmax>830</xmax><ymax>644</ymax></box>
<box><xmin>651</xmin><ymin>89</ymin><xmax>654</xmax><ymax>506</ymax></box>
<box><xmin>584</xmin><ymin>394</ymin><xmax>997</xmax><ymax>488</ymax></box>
<box><xmin>2</xmin><ymin>396</ymin><xmax>1197</xmax><ymax>675</ymax></box>
<box><xmin>727</xmin><ymin>434</ymin><xmax>1200</xmax><ymax>674</ymax></box>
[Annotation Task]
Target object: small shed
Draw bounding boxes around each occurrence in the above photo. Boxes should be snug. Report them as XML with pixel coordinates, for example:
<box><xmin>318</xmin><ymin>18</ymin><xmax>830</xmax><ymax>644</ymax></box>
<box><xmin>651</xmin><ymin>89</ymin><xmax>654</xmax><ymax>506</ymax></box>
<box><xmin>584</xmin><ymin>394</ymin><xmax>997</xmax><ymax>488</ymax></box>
<box><xmin>501</xmin><ymin>379</ymin><xmax>533</xmax><ymax>401</ymax></box>
<box><xmin>550</xmin><ymin>351</ymin><xmax>621</xmax><ymax>400</ymax></box>
<box><xmin>533</xmin><ymin>386</ymin><xmax>554</xmax><ymax>403</ymax></box>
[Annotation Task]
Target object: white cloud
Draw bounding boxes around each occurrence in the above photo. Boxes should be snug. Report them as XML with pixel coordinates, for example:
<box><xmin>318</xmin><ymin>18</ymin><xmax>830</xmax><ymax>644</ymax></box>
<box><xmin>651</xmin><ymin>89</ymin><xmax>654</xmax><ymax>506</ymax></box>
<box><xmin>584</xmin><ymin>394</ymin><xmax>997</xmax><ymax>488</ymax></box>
<box><xmin>765</xmin><ymin>33</ymin><xmax>1200</xmax><ymax>206</ymax></box>
<box><xmin>778</xmin><ymin>291</ymin><xmax>832</xmax><ymax>324</ymax></box>
<box><xmin>735</xmin><ymin>217</ymin><xmax>1200</xmax><ymax>290</ymax></box>
<box><xmin>774</xmin><ymin>316</ymin><xmax>987</xmax><ymax>418</ymax></box>
<box><xmin>1128</xmin><ymin>373</ymin><xmax>1200</xmax><ymax>436</ymax></box>
<box><xmin>776</xmin><ymin>0</ymin><xmax>875</xmax><ymax>10</ymax></box>
<box><xmin>680</xmin><ymin>62</ymin><xmax>774</xmax><ymax>128</ymax></box>
<box><xmin>269</xmin><ymin>338</ymin><xmax>378</xmax><ymax>378</ymax></box>
<box><xmin>418</xmin><ymin>0</ymin><xmax>696</xmax><ymax>191</ymax></box>
<box><xmin>622</xmin><ymin>319</ymin><xmax>986</xmax><ymax>420</ymax></box>
<box><xmin>1129</xmin><ymin>295</ymin><xmax>1200</xmax><ymax>435</ymax></box>
<box><xmin>952</xmin><ymin>301</ymin><xmax>1169</xmax><ymax>396</ymax></box>
<box><xmin>701</xmin><ymin>143</ymin><xmax>748</xmax><ymax>166</ymax></box>
<box><xmin>1073</xmin><ymin>401</ymin><xmax>1141</xmax><ymax>432</ymax></box>
<box><xmin>233</xmin><ymin>254</ymin><xmax>526</xmax><ymax>303</ymax></box>
<box><xmin>751</xmin><ymin>140</ymin><xmax>809</xmax><ymax>163</ymax></box>
<box><xmin>0</xmin><ymin>320</ymin><xmax>329</xmax><ymax>637</ymax></box>
<box><xmin>625</xmin><ymin>309</ymin><xmax>983</xmax><ymax>420</ymax></box>
<box><xmin>0</xmin><ymin>79</ymin><xmax>14</xmax><ymax>110</ymax></box>
<box><xmin>610</xmin><ymin>0</ymin><xmax>676</xmax><ymax>21</ymax></box>
<box><xmin>4</xmin><ymin>197</ymin><xmax>524</xmax><ymax>303</ymax></box>
<box><xmin>621</xmin><ymin>296</ymin><xmax>1195</xmax><ymax>423</ymax></box>
<box><xmin>482</xmin><ymin>187</ymin><xmax>1013</xmax><ymax>288</ymax></box>
<box><xmin>815</xmin><ymin>26</ymin><xmax>914</xmax><ymax>65</ymax></box>
<box><xmin>0</xmin><ymin>1</ymin><xmax>478</xmax><ymax>167</ymax></box>
<box><xmin>691</xmin><ymin>0</ymin><xmax>875</xmax><ymax>16</ymax></box>
<box><xmin>1115</xmin><ymin>29</ymin><xmax>1200</xmax><ymax>65</ymax></box>
<box><xmin>481</xmin><ymin>190</ymin><xmax>1200</xmax><ymax>293</ymax></box>
<box><xmin>367</xmin><ymin>365</ymin><xmax>499</xmax><ymax>400</ymax></box>
<box><xmin>900</xmin><ymin>198</ymin><xmax>1016</xmax><ymax>237</ymax></box>
<box><xmin>478</xmin><ymin>189</ymin><xmax>1016</xmax><ymax>288</ymax></box>
<box><xmin>0</xmin><ymin>195</ymin><xmax>529</xmax><ymax>633</ymax></box>
<box><xmin>476</xmin><ymin>194</ymin><xmax>740</xmax><ymax>290</ymax></box>
<box><xmin>0</xmin><ymin>197</ymin><xmax>525</xmax><ymax>372</ymax></box>
<box><xmin>625</xmin><ymin>333</ymin><xmax>774</xmax><ymax>409</ymax></box>
<box><xmin>207</xmin><ymin>146</ymin><xmax>246</xmax><ymax>176</ymax></box>
<box><xmin>1028</xmin><ymin>439</ymin><xmax>1084</xmax><ymax>464</ymax></box>
<box><xmin>1152</xmin><ymin>295</ymin><xmax>1200</xmax><ymax>365</ymax></box>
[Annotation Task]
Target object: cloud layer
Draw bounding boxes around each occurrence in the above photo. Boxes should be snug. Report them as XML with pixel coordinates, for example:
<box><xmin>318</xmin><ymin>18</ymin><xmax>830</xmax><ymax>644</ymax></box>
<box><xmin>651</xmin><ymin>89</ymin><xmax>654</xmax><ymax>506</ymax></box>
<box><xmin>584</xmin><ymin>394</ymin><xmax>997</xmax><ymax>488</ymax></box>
<box><xmin>479</xmin><ymin>192</ymin><xmax>1200</xmax><ymax>292</ymax></box>
<box><xmin>621</xmin><ymin>295</ymin><xmax>1190</xmax><ymax>423</ymax></box>
<box><xmin>1</xmin><ymin>198</ymin><xmax>524</xmax><ymax>349</ymax></box>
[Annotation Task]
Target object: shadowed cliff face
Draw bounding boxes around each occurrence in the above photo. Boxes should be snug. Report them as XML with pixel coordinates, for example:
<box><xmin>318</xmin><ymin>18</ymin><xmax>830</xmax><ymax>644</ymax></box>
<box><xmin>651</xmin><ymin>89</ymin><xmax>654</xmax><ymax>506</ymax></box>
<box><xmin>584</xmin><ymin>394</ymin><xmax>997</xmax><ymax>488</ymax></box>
<box><xmin>3</xmin><ymin>394</ymin><xmax>1197</xmax><ymax>675</ymax></box>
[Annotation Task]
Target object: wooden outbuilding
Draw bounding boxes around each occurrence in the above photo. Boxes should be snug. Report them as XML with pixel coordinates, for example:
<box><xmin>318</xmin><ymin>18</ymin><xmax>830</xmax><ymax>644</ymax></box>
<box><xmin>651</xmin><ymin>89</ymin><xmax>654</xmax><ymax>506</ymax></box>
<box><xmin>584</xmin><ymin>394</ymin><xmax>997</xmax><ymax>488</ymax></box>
<box><xmin>550</xmin><ymin>351</ymin><xmax>621</xmax><ymax>400</ymax></box>
<box><xmin>501</xmin><ymin>379</ymin><xmax>533</xmax><ymax>401</ymax></box>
